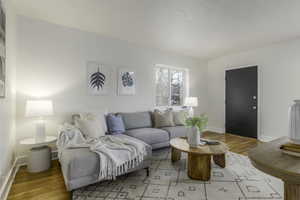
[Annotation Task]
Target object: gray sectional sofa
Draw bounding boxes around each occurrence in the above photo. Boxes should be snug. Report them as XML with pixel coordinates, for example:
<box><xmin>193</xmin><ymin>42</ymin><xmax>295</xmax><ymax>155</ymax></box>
<box><xmin>59</xmin><ymin>111</ymin><xmax>188</xmax><ymax>191</ymax></box>
<box><xmin>60</xmin><ymin>142</ymin><xmax>152</xmax><ymax>191</ymax></box>
<box><xmin>119</xmin><ymin>111</ymin><xmax>188</xmax><ymax>149</ymax></box>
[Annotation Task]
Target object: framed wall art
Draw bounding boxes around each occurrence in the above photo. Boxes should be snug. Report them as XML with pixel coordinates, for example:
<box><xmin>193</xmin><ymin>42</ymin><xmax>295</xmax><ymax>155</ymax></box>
<box><xmin>118</xmin><ymin>69</ymin><xmax>136</xmax><ymax>96</ymax></box>
<box><xmin>87</xmin><ymin>61</ymin><xmax>111</xmax><ymax>95</ymax></box>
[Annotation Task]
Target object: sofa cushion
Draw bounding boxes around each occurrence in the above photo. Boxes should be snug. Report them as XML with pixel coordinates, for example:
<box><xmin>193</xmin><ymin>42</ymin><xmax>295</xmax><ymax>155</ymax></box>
<box><xmin>60</xmin><ymin>148</ymin><xmax>100</xmax><ymax>180</ymax></box>
<box><xmin>162</xmin><ymin>126</ymin><xmax>189</xmax><ymax>138</ymax></box>
<box><xmin>119</xmin><ymin>112</ymin><xmax>152</xmax><ymax>130</ymax></box>
<box><xmin>124</xmin><ymin>128</ymin><xmax>169</xmax><ymax>145</ymax></box>
<box><xmin>60</xmin><ymin>141</ymin><xmax>152</xmax><ymax>180</ymax></box>
<box><xmin>76</xmin><ymin>117</ymin><xmax>106</xmax><ymax>139</ymax></box>
<box><xmin>73</xmin><ymin>111</ymin><xmax>108</xmax><ymax>132</ymax></box>
<box><xmin>106</xmin><ymin>114</ymin><xmax>125</xmax><ymax>134</ymax></box>
<box><xmin>151</xmin><ymin>141</ymin><xmax>170</xmax><ymax>150</ymax></box>
<box><xmin>153</xmin><ymin>110</ymin><xmax>175</xmax><ymax>128</ymax></box>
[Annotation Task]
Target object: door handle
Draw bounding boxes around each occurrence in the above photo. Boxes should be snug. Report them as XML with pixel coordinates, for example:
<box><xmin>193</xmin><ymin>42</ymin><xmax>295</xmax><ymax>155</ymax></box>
<box><xmin>252</xmin><ymin>106</ymin><xmax>257</xmax><ymax>110</ymax></box>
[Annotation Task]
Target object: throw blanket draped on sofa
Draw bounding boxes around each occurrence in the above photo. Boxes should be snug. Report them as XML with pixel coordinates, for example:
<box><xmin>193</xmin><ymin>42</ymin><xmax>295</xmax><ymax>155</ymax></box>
<box><xmin>57</xmin><ymin>124</ymin><xmax>148</xmax><ymax>180</ymax></box>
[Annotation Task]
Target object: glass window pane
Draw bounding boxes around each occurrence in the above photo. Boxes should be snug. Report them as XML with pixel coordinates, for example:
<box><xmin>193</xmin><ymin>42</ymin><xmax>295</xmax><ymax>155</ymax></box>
<box><xmin>155</xmin><ymin>65</ymin><xmax>186</xmax><ymax>107</ymax></box>
<box><xmin>155</xmin><ymin>67</ymin><xmax>169</xmax><ymax>106</ymax></box>
<box><xmin>156</xmin><ymin>96</ymin><xmax>169</xmax><ymax>106</ymax></box>
<box><xmin>170</xmin><ymin>70</ymin><xmax>184</xmax><ymax>106</ymax></box>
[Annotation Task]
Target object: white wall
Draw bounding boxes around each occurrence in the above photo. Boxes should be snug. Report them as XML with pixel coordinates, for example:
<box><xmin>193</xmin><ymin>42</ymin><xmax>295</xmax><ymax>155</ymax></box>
<box><xmin>0</xmin><ymin>0</ymin><xmax>16</xmax><ymax>198</ymax></box>
<box><xmin>15</xmin><ymin>16</ymin><xmax>208</xmax><ymax>156</ymax></box>
<box><xmin>207</xmin><ymin>38</ymin><xmax>300</xmax><ymax>141</ymax></box>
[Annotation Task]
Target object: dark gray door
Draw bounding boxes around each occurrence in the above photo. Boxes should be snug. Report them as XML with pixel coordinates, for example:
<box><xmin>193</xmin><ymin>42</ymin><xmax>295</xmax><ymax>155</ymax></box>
<box><xmin>225</xmin><ymin>66</ymin><xmax>258</xmax><ymax>138</ymax></box>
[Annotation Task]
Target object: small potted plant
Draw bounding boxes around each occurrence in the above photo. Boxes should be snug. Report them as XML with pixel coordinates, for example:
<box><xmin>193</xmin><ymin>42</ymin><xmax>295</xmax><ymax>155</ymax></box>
<box><xmin>185</xmin><ymin>114</ymin><xmax>208</xmax><ymax>147</ymax></box>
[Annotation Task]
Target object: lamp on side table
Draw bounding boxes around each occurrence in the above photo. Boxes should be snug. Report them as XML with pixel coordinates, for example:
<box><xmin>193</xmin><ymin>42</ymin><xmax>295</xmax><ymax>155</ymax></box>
<box><xmin>184</xmin><ymin>97</ymin><xmax>198</xmax><ymax>117</ymax></box>
<box><xmin>25</xmin><ymin>100</ymin><xmax>54</xmax><ymax>142</ymax></box>
<box><xmin>22</xmin><ymin>100</ymin><xmax>55</xmax><ymax>173</ymax></box>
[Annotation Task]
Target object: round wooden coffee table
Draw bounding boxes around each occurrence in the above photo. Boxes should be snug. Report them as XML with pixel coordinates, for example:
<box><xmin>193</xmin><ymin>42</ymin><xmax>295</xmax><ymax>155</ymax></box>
<box><xmin>249</xmin><ymin>137</ymin><xmax>300</xmax><ymax>200</ymax></box>
<box><xmin>170</xmin><ymin>137</ymin><xmax>228</xmax><ymax>181</ymax></box>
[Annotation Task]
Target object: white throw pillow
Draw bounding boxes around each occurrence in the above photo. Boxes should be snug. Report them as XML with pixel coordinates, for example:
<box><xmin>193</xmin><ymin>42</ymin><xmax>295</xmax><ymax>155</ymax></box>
<box><xmin>76</xmin><ymin>117</ymin><xmax>106</xmax><ymax>139</ymax></box>
<box><xmin>78</xmin><ymin>111</ymin><xmax>108</xmax><ymax>133</ymax></box>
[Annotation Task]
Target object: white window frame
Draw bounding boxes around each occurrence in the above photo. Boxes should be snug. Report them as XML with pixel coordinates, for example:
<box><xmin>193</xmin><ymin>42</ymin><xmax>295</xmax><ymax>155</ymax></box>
<box><xmin>155</xmin><ymin>64</ymin><xmax>189</xmax><ymax>108</ymax></box>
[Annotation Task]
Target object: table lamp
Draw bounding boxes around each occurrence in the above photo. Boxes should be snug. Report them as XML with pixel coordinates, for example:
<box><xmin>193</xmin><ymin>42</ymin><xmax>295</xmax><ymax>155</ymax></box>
<box><xmin>25</xmin><ymin>100</ymin><xmax>53</xmax><ymax>143</ymax></box>
<box><xmin>184</xmin><ymin>97</ymin><xmax>198</xmax><ymax>117</ymax></box>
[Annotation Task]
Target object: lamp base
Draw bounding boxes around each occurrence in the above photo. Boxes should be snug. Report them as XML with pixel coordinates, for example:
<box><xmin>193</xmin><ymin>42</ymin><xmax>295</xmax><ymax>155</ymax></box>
<box><xmin>188</xmin><ymin>107</ymin><xmax>194</xmax><ymax>117</ymax></box>
<box><xmin>35</xmin><ymin>120</ymin><xmax>46</xmax><ymax>143</ymax></box>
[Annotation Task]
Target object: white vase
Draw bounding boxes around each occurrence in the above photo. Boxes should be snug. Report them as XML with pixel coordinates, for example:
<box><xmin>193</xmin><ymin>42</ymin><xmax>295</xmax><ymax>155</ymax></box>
<box><xmin>289</xmin><ymin>100</ymin><xmax>300</xmax><ymax>144</ymax></box>
<box><xmin>187</xmin><ymin>126</ymin><xmax>200</xmax><ymax>147</ymax></box>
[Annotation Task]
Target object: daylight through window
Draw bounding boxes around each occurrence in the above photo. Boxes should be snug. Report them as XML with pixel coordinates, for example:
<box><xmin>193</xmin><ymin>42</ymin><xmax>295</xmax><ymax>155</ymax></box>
<box><xmin>155</xmin><ymin>65</ymin><xmax>188</xmax><ymax>106</ymax></box>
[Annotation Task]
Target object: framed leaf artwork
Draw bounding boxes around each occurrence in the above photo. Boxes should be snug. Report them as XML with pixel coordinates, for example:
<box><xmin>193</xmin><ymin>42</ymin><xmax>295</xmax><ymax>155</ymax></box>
<box><xmin>118</xmin><ymin>69</ymin><xmax>136</xmax><ymax>95</ymax></box>
<box><xmin>87</xmin><ymin>62</ymin><xmax>111</xmax><ymax>95</ymax></box>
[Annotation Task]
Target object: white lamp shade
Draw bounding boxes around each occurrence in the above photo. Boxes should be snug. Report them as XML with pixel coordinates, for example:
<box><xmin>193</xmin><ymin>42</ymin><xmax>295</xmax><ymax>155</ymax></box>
<box><xmin>25</xmin><ymin>100</ymin><xmax>54</xmax><ymax>117</ymax></box>
<box><xmin>184</xmin><ymin>97</ymin><xmax>198</xmax><ymax>107</ymax></box>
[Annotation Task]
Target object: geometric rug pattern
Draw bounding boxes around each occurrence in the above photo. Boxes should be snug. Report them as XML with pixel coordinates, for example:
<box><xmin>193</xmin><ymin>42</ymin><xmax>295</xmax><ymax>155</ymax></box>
<box><xmin>73</xmin><ymin>148</ymin><xmax>283</xmax><ymax>200</ymax></box>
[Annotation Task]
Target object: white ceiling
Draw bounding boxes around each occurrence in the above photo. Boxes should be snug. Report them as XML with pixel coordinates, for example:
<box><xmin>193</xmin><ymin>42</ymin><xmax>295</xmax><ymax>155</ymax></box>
<box><xmin>11</xmin><ymin>0</ymin><xmax>300</xmax><ymax>59</ymax></box>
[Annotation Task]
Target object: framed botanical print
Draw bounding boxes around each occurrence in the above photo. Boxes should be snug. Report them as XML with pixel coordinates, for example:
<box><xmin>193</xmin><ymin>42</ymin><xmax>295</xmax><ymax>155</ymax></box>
<box><xmin>87</xmin><ymin>61</ymin><xmax>111</xmax><ymax>95</ymax></box>
<box><xmin>118</xmin><ymin>69</ymin><xmax>136</xmax><ymax>95</ymax></box>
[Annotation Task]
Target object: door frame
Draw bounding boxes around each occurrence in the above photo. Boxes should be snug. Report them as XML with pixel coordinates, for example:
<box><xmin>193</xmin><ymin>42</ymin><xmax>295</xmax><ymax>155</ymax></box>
<box><xmin>224</xmin><ymin>65</ymin><xmax>262</xmax><ymax>140</ymax></box>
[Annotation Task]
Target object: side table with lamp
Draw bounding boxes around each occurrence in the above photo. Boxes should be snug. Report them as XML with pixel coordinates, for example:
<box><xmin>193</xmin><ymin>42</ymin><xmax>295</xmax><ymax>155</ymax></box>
<box><xmin>20</xmin><ymin>136</ymin><xmax>57</xmax><ymax>173</ymax></box>
<box><xmin>20</xmin><ymin>100</ymin><xmax>56</xmax><ymax>173</ymax></box>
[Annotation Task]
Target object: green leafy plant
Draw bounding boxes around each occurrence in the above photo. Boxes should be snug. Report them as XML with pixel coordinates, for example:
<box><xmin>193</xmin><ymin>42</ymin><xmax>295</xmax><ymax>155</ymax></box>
<box><xmin>185</xmin><ymin>114</ymin><xmax>208</xmax><ymax>132</ymax></box>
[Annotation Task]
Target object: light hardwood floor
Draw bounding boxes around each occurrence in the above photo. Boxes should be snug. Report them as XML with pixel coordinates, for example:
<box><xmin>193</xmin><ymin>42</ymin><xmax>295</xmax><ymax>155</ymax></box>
<box><xmin>8</xmin><ymin>132</ymin><xmax>260</xmax><ymax>200</ymax></box>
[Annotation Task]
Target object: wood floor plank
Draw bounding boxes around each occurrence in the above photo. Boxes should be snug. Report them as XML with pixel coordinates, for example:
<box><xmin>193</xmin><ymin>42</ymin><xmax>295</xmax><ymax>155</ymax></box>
<box><xmin>7</xmin><ymin>132</ymin><xmax>260</xmax><ymax>200</ymax></box>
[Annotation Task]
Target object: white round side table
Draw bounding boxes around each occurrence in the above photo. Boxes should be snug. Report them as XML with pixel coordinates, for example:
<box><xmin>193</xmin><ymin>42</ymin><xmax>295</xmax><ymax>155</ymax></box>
<box><xmin>20</xmin><ymin>136</ymin><xmax>57</xmax><ymax>173</ymax></box>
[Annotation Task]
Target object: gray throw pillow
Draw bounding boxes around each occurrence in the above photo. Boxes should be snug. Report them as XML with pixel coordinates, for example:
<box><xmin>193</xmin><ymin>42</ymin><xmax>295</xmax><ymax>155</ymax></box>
<box><xmin>153</xmin><ymin>110</ymin><xmax>175</xmax><ymax>128</ymax></box>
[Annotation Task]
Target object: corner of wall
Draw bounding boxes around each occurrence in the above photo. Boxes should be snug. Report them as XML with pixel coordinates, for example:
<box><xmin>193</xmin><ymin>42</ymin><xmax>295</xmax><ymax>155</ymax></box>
<box><xmin>0</xmin><ymin>0</ymin><xmax>17</xmax><ymax>199</ymax></box>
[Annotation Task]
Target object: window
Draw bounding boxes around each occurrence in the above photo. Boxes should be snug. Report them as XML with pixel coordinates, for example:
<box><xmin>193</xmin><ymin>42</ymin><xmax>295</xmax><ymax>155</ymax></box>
<box><xmin>155</xmin><ymin>65</ymin><xmax>188</xmax><ymax>106</ymax></box>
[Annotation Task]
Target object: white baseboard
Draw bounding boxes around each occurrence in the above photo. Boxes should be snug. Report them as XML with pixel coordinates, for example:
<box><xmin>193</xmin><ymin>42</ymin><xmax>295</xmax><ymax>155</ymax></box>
<box><xmin>0</xmin><ymin>150</ymin><xmax>58</xmax><ymax>200</ymax></box>
<box><xmin>258</xmin><ymin>135</ymin><xmax>278</xmax><ymax>142</ymax></box>
<box><xmin>207</xmin><ymin>127</ymin><xmax>225</xmax><ymax>134</ymax></box>
<box><xmin>0</xmin><ymin>158</ymin><xmax>19</xmax><ymax>200</ymax></box>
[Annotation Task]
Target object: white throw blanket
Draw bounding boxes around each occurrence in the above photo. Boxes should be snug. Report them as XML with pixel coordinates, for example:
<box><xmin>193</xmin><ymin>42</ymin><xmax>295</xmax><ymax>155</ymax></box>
<box><xmin>57</xmin><ymin>123</ymin><xmax>148</xmax><ymax>180</ymax></box>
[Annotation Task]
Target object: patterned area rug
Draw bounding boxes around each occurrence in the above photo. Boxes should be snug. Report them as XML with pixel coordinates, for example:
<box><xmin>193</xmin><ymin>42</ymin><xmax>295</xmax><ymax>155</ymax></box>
<box><xmin>73</xmin><ymin>148</ymin><xmax>283</xmax><ymax>200</ymax></box>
